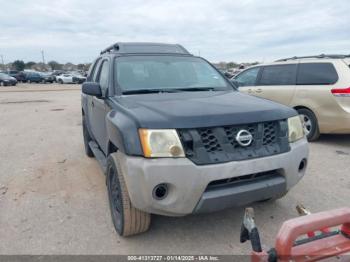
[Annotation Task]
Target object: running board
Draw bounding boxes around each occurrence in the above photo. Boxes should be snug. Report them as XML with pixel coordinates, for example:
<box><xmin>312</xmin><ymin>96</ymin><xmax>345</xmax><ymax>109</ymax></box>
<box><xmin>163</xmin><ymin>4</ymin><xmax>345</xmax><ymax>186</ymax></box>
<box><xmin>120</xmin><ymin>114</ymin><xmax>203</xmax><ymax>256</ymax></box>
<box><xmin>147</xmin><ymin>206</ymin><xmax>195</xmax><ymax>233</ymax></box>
<box><xmin>89</xmin><ymin>141</ymin><xmax>107</xmax><ymax>174</ymax></box>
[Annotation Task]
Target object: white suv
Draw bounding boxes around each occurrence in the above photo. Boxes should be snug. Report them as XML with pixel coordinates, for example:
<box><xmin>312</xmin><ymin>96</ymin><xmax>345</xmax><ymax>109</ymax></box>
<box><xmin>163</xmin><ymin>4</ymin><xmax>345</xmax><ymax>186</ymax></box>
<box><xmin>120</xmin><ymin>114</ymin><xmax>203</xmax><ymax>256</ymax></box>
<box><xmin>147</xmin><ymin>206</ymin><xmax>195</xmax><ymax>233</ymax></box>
<box><xmin>232</xmin><ymin>55</ymin><xmax>350</xmax><ymax>141</ymax></box>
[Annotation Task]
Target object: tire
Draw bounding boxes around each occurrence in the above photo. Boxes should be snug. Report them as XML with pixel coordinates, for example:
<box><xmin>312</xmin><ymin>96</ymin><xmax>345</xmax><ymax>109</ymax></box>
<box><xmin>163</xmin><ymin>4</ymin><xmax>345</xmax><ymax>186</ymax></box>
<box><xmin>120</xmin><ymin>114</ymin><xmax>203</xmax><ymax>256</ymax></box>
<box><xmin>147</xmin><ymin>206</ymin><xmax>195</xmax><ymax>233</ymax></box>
<box><xmin>58</xmin><ymin>79</ymin><xmax>63</xmax><ymax>84</ymax></box>
<box><xmin>82</xmin><ymin>117</ymin><xmax>94</xmax><ymax>157</ymax></box>
<box><xmin>106</xmin><ymin>153</ymin><xmax>151</xmax><ymax>237</ymax></box>
<box><xmin>297</xmin><ymin>108</ymin><xmax>320</xmax><ymax>141</ymax></box>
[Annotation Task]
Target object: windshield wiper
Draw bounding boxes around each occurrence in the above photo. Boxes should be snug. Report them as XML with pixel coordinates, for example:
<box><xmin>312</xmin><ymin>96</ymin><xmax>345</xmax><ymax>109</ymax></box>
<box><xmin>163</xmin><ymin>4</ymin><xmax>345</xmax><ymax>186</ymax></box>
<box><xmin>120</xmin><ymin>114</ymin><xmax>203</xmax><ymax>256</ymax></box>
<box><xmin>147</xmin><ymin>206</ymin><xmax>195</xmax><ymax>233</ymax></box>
<box><xmin>171</xmin><ymin>87</ymin><xmax>216</xmax><ymax>92</ymax></box>
<box><xmin>122</xmin><ymin>89</ymin><xmax>181</xmax><ymax>95</ymax></box>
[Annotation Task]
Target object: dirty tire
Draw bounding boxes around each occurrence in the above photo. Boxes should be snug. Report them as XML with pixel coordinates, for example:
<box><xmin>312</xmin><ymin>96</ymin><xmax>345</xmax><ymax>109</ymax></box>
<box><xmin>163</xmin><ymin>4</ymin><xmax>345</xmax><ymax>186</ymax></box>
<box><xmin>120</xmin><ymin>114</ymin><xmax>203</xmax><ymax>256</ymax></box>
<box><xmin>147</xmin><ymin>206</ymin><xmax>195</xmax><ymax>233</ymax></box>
<box><xmin>297</xmin><ymin>108</ymin><xmax>320</xmax><ymax>141</ymax></box>
<box><xmin>82</xmin><ymin>117</ymin><xmax>94</xmax><ymax>157</ymax></box>
<box><xmin>107</xmin><ymin>153</ymin><xmax>151</xmax><ymax>237</ymax></box>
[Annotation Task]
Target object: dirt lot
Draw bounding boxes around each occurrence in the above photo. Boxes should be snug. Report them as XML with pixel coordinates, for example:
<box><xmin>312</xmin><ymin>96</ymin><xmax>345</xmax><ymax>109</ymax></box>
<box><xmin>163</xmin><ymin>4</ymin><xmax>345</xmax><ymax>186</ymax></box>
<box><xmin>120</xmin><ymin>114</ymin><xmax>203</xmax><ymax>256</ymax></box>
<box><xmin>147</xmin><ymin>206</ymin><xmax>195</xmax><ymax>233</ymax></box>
<box><xmin>0</xmin><ymin>83</ymin><xmax>349</xmax><ymax>255</ymax></box>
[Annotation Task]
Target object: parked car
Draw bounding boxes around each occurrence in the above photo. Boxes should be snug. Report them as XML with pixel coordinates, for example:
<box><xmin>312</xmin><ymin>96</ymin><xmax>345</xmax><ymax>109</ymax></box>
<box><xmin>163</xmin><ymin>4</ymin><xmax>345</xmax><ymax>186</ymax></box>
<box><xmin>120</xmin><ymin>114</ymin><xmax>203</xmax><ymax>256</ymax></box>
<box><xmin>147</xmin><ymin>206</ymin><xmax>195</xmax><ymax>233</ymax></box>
<box><xmin>25</xmin><ymin>72</ymin><xmax>44</xmax><ymax>83</ymax></box>
<box><xmin>81</xmin><ymin>42</ymin><xmax>308</xmax><ymax>236</ymax></box>
<box><xmin>57</xmin><ymin>73</ymin><xmax>86</xmax><ymax>84</ymax></box>
<box><xmin>14</xmin><ymin>71</ymin><xmax>27</xmax><ymax>82</ymax></box>
<box><xmin>7</xmin><ymin>70</ymin><xmax>18</xmax><ymax>78</ymax></box>
<box><xmin>39</xmin><ymin>72</ymin><xmax>55</xmax><ymax>83</ymax></box>
<box><xmin>51</xmin><ymin>70</ymin><xmax>65</xmax><ymax>82</ymax></box>
<box><xmin>0</xmin><ymin>72</ymin><xmax>17</xmax><ymax>86</ymax></box>
<box><xmin>232</xmin><ymin>54</ymin><xmax>350</xmax><ymax>141</ymax></box>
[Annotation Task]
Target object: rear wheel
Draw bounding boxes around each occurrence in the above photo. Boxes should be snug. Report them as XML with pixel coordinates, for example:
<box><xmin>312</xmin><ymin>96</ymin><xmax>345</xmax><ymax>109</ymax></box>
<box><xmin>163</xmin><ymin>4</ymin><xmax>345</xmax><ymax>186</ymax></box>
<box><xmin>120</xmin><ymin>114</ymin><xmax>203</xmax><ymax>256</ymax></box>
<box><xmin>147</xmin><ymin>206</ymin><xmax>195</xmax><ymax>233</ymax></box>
<box><xmin>107</xmin><ymin>153</ymin><xmax>151</xmax><ymax>236</ymax></box>
<box><xmin>297</xmin><ymin>108</ymin><xmax>320</xmax><ymax>141</ymax></box>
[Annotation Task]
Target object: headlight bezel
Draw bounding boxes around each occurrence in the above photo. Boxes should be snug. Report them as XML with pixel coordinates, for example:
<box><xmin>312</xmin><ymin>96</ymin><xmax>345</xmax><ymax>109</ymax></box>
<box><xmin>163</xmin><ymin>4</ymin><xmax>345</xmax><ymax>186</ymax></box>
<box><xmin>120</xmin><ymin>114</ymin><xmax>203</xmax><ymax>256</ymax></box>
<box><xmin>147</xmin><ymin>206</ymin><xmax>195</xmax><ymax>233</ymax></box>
<box><xmin>288</xmin><ymin>115</ymin><xmax>304</xmax><ymax>143</ymax></box>
<box><xmin>139</xmin><ymin>128</ymin><xmax>185</xmax><ymax>158</ymax></box>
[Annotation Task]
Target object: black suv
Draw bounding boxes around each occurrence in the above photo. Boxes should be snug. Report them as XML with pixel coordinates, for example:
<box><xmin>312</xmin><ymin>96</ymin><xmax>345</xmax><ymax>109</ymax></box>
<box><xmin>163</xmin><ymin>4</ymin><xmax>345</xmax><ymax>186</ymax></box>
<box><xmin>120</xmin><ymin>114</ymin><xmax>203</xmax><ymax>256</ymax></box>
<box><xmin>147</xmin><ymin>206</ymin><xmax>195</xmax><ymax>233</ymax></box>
<box><xmin>81</xmin><ymin>42</ymin><xmax>308</xmax><ymax>236</ymax></box>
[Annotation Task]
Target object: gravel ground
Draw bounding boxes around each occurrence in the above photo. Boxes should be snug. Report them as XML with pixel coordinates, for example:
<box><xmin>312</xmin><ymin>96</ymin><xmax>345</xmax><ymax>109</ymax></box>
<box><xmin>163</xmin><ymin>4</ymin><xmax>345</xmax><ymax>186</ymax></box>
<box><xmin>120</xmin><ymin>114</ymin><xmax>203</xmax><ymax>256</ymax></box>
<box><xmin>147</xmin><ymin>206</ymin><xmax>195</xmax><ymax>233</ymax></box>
<box><xmin>0</xmin><ymin>84</ymin><xmax>349</xmax><ymax>255</ymax></box>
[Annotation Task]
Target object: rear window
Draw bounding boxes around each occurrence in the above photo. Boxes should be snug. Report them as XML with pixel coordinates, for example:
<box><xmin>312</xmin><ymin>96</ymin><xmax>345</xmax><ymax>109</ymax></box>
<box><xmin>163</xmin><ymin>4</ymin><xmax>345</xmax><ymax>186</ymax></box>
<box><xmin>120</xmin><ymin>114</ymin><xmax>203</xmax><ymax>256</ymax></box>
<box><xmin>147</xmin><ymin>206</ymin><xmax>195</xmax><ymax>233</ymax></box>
<box><xmin>297</xmin><ymin>63</ymin><xmax>338</xmax><ymax>85</ymax></box>
<box><xmin>259</xmin><ymin>64</ymin><xmax>297</xmax><ymax>85</ymax></box>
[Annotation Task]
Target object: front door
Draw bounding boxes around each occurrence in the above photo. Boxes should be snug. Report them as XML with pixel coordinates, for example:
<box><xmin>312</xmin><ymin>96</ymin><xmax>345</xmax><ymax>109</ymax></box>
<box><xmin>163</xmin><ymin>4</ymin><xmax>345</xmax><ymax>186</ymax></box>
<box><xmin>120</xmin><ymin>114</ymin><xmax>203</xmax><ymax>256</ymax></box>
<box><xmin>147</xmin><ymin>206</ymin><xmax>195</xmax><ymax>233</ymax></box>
<box><xmin>90</xmin><ymin>59</ymin><xmax>110</xmax><ymax>154</ymax></box>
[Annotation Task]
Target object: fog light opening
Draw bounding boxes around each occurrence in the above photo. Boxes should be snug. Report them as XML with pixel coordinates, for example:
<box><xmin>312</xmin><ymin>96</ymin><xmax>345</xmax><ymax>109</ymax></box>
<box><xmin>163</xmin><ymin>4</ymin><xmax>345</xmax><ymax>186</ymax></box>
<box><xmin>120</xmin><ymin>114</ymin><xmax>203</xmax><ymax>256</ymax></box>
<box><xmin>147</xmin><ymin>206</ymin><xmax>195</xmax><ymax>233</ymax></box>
<box><xmin>299</xmin><ymin>159</ymin><xmax>307</xmax><ymax>172</ymax></box>
<box><xmin>153</xmin><ymin>184</ymin><xmax>168</xmax><ymax>200</ymax></box>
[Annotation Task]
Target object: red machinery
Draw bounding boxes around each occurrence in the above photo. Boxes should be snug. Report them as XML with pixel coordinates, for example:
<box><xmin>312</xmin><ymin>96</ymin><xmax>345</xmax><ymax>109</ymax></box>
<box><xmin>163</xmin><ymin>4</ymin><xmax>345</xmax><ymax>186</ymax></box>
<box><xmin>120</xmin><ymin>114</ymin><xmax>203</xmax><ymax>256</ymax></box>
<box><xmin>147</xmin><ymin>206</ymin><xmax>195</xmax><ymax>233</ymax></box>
<box><xmin>240</xmin><ymin>206</ymin><xmax>350</xmax><ymax>261</ymax></box>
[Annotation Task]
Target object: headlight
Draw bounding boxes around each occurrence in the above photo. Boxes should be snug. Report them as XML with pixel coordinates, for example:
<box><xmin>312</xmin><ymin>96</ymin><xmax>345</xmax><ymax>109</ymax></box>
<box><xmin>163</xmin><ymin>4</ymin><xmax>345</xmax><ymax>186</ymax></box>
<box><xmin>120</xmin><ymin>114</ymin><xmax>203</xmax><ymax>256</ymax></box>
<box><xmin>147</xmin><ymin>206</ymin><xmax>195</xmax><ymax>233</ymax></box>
<box><xmin>288</xmin><ymin>116</ymin><xmax>304</xmax><ymax>142</ymax></box>
<box><xmin>139</xmin><ymin>129</ymin><xmax>185</xmax><ymax>158</ymax></box>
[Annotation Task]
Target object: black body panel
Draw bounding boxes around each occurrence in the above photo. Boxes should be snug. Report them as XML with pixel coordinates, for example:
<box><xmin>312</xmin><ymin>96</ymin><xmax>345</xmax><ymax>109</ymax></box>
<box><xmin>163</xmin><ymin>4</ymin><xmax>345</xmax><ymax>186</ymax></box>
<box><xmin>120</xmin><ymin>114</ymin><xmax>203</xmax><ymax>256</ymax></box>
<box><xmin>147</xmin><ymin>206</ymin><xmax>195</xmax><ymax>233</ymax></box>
<box><xmin>111</xmin><ymin>91</ymin><xmax>297</xmax><ymax>129</ymax></box>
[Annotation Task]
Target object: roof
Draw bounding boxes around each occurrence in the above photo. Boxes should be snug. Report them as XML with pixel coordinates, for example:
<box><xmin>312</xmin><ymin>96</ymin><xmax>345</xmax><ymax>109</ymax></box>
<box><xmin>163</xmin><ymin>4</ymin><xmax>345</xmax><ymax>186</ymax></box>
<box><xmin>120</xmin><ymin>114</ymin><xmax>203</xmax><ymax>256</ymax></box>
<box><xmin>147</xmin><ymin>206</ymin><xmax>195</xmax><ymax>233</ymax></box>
<box><xmin>100</xmin><ymin>42</ymin><xmax>191</xmax><ymax>55</ymax></box>
<box><xmin>275</xmin><ymin>54</ymin><xmax>350</xmax><ymax>62</ymax></box>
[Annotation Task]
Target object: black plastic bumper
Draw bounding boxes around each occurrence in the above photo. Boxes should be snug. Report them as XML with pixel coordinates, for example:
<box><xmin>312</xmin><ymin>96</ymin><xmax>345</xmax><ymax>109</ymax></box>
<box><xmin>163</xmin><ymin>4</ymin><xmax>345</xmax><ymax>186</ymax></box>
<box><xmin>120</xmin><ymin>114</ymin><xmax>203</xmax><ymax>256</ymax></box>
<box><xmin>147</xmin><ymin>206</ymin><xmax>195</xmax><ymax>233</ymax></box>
<box><xmin>193</xmin><ymin>175</ymin><xmax>286</xmax><ymax>213</ymax></box>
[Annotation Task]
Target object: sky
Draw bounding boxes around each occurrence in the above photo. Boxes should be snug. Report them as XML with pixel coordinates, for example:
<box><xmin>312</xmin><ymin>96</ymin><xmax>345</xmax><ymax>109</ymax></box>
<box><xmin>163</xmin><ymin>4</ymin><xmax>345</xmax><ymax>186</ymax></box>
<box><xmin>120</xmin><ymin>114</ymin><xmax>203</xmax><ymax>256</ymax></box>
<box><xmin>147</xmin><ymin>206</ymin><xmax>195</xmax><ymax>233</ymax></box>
<box><xmin>0</xmin><ymin>0</ymin><xmax>349</xmax><ymax>64</ymax></box>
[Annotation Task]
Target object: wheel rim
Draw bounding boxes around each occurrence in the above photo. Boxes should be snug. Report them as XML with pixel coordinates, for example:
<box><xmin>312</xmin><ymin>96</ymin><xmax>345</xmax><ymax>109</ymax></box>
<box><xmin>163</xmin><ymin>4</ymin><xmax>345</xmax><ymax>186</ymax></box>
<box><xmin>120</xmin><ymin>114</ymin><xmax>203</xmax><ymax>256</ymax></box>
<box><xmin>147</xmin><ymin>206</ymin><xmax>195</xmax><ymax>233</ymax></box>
<box><xmin>108</xmin><ymin>166</ymin><xmax>122</xmax><ymax>230</ymax></box>
<box><xmin>300</xmin><ymin>114</ymin><xmax>312</xmax><ymax>135</ymax></box>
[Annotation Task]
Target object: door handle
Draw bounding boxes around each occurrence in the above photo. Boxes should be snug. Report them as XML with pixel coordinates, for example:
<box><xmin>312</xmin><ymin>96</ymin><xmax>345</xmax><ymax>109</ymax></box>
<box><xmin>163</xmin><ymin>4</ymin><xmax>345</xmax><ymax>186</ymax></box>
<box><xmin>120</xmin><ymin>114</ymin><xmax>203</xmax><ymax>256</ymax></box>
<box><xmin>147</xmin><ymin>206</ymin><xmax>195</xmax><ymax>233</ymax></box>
<box><xmin>256</xmin><ymin>88</ymin><xmax>262</xmax><ymax>93</ymax></box>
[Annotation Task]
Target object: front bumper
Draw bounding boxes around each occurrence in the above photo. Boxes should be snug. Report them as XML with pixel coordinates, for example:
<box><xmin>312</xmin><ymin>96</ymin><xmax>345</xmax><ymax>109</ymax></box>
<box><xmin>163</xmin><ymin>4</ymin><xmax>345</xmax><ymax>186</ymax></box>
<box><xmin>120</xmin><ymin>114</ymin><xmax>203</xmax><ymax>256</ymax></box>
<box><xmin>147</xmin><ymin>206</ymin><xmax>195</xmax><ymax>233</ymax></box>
<box><xmin>116</xmin><ymin>138</ymin><xmax>308</xmax><ymax>216</ymax></box>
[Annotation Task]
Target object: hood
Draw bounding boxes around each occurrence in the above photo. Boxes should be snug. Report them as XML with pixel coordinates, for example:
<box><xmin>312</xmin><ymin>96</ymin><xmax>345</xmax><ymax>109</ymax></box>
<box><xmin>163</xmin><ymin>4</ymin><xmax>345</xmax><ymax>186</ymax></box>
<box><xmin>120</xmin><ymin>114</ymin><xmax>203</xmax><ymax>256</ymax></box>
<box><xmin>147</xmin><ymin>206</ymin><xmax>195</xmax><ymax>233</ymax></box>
<box><xmin>111</xmin><ymin>91</ymin><xmax>297</xmax><ymax>129</ymax></box>
<box><xmin>1</xmin><ymin>75</ymin><xmax>15</xmax><ymax>80</ymax></box>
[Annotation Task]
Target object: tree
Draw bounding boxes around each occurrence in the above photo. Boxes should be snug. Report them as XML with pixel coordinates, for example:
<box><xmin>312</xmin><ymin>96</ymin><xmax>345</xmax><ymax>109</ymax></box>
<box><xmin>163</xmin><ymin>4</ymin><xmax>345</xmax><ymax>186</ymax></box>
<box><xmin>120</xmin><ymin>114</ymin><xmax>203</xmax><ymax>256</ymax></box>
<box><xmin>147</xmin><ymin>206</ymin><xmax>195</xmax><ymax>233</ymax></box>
<box><xmin>77</xmin><ymin>63</ymin><xmax>85</xmax><ymax>70</ymax></box>
<box><xmin>12</xmin><ymin>60</ymin><xmax>25</xmax><ymax>71</ymax></box>
<box><xmin>25</xmin><ymin>61</ymin><xmax>36</xmax><ymax>69</ymax></box>
<box><xmin>48</xmin><ymin>60</ymin><xmax>62</xmax><ymax>70</ymax></box>
<box><xmin>227</xmin><ymin>62</ymin><xmax>238</xmax><ymax>68</ymax></box>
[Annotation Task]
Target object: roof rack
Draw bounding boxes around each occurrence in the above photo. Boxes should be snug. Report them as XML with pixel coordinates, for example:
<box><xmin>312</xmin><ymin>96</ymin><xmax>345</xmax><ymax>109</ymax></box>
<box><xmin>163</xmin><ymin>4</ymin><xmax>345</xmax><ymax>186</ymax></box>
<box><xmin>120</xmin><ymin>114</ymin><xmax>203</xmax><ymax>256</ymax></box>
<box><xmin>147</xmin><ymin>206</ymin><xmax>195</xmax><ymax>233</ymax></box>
<box><xmin>100</xmin><ymin>42</ymin><xmax>191</xmax><ymax>55</ymax></box>
<box><xmin>275</xmin><ymin>54</ymin><xmax>350</xmax><ymax>62</ymax></box>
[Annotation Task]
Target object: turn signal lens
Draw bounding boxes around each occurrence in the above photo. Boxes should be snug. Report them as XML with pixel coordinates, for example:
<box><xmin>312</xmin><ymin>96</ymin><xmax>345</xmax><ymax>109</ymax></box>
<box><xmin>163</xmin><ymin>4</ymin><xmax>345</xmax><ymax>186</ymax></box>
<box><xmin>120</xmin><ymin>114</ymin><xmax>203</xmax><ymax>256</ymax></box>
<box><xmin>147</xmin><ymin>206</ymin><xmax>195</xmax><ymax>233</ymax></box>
<box><xmin>288</xmin><ymin>116</ymin><xmax>304</xmax><ymax>143</ymax></box>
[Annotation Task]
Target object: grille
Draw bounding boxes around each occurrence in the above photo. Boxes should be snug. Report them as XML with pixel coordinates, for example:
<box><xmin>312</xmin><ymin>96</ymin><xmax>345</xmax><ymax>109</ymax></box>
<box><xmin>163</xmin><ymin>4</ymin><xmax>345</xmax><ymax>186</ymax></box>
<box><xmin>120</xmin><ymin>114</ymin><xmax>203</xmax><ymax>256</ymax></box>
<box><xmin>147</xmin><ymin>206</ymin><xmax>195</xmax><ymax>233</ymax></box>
<box><xmin>198</xmin><ymin>129</ymin><xmax>222</xmax><ymax>152</ymax></box>
<box><xmin>178</xmin><ymin>120</ymin><xmax>289</xmax><ymax>165</ymax></box>
<box><xmin>206</xmin><ymin>170</ymin><xmax>281</xmax><ymax>192</ymax></box>
<box><xmin>263</xmin><ymin>122</ymin><xmax>276</xmax><ymax>145</ymax></box>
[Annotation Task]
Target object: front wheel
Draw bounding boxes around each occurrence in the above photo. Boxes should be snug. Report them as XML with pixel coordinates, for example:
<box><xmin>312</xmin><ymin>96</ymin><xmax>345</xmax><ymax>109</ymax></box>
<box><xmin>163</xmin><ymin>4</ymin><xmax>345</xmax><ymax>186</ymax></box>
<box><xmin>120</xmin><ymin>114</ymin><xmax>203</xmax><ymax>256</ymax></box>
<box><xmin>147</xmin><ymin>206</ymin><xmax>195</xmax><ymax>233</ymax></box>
<box><xmin>58</xmin><ymin>79</ymin><xmax>63</xmax><ymax>84</ymax></box>
<box><xmin>107</xmin><ymin>153</ymin><xmax>151</xmax><ymax>237</ymax></box>
<box><xmin>297</xmin><ymin>108</ymin><xmax>320</xmax><ymax>141</ymax></box>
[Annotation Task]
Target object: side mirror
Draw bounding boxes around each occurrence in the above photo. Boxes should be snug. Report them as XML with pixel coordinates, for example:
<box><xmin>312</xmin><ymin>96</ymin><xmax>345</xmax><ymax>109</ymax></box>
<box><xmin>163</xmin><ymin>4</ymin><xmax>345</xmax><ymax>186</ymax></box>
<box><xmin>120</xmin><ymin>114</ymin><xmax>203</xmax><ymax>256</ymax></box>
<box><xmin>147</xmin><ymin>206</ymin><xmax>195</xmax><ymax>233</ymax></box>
<box><xmin>82</xmin><ymin>82</ymin><xmax>102</xmax><ymax>98</ymax></box>
<box><xmin>230</xmin><ymin>79</ymin><xmax>240</xmax><ymax>89</ymax></box>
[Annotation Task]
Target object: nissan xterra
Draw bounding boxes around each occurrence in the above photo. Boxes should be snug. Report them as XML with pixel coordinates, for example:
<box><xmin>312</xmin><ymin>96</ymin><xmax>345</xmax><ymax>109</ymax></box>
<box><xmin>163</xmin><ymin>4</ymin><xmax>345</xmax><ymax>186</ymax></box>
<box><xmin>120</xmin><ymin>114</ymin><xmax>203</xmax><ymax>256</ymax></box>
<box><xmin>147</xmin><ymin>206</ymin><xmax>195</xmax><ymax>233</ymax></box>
<box><xmin>81</xmin><ymin>42</ymin><xmax>309</xmax><ymax>236</ymax></box>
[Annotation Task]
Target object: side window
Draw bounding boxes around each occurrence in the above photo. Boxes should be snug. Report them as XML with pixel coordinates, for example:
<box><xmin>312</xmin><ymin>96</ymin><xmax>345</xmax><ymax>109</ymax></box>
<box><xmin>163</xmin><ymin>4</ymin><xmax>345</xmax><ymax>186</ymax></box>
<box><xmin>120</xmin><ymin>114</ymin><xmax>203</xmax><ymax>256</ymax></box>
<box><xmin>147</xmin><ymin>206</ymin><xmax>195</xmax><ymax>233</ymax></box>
<box><xmin>91</xmin><ymin>59</ymin><xmax>101</xmax><ymax>82</ymax></box>
<box><xmin>98</xmin><ymin>60</ymin><xmax>109</xmax><ymax>95</ymax></box>
<box><xmin>297</xmin><ymin>63</ymin><xmax>338</xmax><ymax>85</ymax></box>
<box><xmin>235</xmin><ymin>67</ymin><xmax>260</xmax><ymax>86</ymax></box>
<box><xmin>259</xmin><ymin>64</ymin><xmax>297</xmax><ymax>85</ymax></box>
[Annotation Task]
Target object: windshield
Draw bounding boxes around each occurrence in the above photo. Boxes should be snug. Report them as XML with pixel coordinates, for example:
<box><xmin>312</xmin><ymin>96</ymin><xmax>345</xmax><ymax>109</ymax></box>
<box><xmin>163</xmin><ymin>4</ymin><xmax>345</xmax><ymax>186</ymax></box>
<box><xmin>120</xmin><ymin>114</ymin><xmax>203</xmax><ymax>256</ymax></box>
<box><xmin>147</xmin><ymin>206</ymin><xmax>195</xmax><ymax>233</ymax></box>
<box><xmin>115</xmin><ymin>56</ymin><xmax>232</xmax><ymax>93</ymax></box>
<box><xmin>0</xmin><ymin>73</ymin><xmax>10</xmax><ymax>78</ymax></box>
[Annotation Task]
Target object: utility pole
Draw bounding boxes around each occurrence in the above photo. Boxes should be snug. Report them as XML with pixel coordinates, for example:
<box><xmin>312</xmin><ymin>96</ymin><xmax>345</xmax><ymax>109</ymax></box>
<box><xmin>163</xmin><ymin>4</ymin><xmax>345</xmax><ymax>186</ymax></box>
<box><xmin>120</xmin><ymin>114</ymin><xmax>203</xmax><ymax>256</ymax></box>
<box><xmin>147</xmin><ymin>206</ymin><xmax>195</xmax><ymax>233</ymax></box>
<box><xmin>41</xmin><ymin>50</ymin><xmax>45</xmax><ymax>64</ymax></box>
<box><xmin>0</xmin><ymin>54</ymin><xmax>4</xmax><ymax>70</ymax></box>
